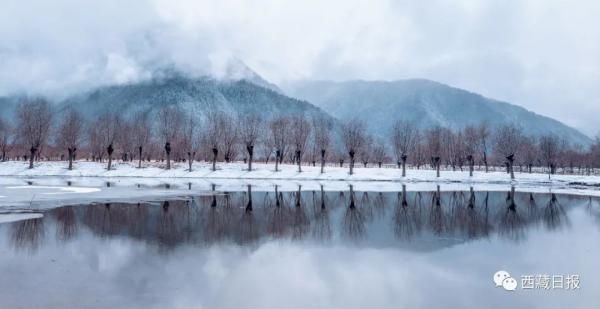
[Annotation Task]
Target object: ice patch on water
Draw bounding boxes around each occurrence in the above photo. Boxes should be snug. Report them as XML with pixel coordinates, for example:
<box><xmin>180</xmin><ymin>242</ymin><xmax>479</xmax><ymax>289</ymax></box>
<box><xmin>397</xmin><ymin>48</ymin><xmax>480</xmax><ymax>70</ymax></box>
<box><xmin>0</xmin><ymin>213</ymin><xmax>43</xmax><ymax>224</ymax></box>
<box><xmin>6</xmin><ymin>186</ymin><xmax>101</xmax><ymax>194</ymax></box>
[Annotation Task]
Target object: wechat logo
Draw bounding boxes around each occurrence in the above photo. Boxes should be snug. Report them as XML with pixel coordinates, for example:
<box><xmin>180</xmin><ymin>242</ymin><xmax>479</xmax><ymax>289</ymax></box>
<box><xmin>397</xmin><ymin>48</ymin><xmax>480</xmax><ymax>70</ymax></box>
<box><xmin>494</xmin><ymin>270</ymin><xmax>517</xmax><ymax>291</ymax></box>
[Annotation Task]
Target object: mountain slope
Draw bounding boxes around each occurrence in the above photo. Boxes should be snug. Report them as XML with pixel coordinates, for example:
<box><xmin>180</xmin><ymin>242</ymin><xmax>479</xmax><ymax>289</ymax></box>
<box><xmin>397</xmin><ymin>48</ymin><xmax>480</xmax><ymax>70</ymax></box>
<box><xmin>51</xmin><ymin>74</ymin><xmax>333</xmax><ymax>125</ymax></box>
<box><xmin>285</xmin><ymin>79</ymin><xmax>592</xmax><ymax>146</ymax></box>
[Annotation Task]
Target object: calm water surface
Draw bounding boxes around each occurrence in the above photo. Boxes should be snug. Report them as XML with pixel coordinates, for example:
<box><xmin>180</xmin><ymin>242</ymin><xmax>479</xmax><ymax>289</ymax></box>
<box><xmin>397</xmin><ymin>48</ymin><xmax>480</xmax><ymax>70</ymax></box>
<box><xmin>1</xmin><ymin>186</ymin><xmax>599</xmax><ymax>309</ymax></box>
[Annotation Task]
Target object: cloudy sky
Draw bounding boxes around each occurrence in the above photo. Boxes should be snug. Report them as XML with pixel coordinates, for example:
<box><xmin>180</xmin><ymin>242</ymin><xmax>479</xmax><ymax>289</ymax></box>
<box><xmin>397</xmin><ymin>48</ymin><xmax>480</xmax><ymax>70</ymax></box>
<box><xmin>1</xmin><ymin>0</ymin><xmax>599</xmax><ymax>135</ymax></box>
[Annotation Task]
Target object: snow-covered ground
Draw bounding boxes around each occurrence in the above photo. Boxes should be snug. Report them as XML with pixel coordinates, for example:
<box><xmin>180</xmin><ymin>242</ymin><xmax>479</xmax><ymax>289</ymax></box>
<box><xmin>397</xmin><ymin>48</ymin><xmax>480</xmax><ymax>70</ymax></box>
<box><xmin>1</xmin><ymin>160</ymin><xmax>599</xmax><ymax>186</ymax></box>
<box><xmin>0</xmin><ymin>161</ymin><xmax>599</xmax><ymax>209</ymax></box>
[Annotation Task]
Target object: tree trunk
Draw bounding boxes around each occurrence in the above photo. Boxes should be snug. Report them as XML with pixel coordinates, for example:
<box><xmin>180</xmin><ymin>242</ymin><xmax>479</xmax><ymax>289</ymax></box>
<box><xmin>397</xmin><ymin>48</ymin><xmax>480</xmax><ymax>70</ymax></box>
<box><xmin>436</xmin><ymin>163</ymin><xmax>440</xmax><ymax>178</ymax></box>
<box><xmin>509</xmin><ymin>161</ymin><xmax>515</xmax><ymax>180</ymax></box>
<box><xmin>320</xmin><ymin>185</ymin><xmax>325</xmax><ymax>209</ymax></box>
<box><xmin>247</xmin><ymin>145</ymin><xmax>254</xmax><ymax>171</ymax></box>
<box><xmin>275</xmin><ymin>150</ymin><xmax>280</xmax><ymax>172</ymax></box>
<box><xmin>188</xmin><ymin>152</ymin><xmax>193</xmax><ymax>172</ymax></box>
<box><xmin>401</xmin><ymin>155</ymin><xmax>407</xmax><ymax>177</ymax></box>
<box><xmin>138</xmin><ymin>146</ymin><xmax>143</xmax><ymax>168</ymax></box>
<box><xmin>483</xmin><ymin>153</ymin><xmax>488</xmax><ymax>173</ymax></box>
<box><xmin>320</xmin><ymin>149</ymin><xmax>326</xmax><ymax>174</ymax></box>
<box><xmin>349</xmin><ymin>151</ymin><xmax>355</xmax><ymax>175</ymax></box>
<box><xmin>468</xmin><ymin>157</ymin><xmax>474</xmax><ymax>177</ymax></box>
<box><xmin>246</xmin><ymin>185</ymin><xmax>253</xmax><ymax>212</ymax></box>
<box><xmin>68</xmin><ymin>148</ymin><xmax>74</xmax><ymax>170</ymax></box>
<box><xmin>296</xmin><ymin>150</ymin><xmax>302</xmax><ymax>172</ymax></box>
<box><xmin>29</xmin><ymin>146</ymin><xmax>36</xmax><ymax>169</ymax></box>
<box><xmin>212</xmin><ymin>148</ymin><xmax>218</xmax><ymax>172</ymax></box>
<box><xmin>165</xmin><ymin>142</ymin><xmax>171</xmax><ymax>170</ymax></box>
<box><xmin>108</xmin><ymin>155</ymin><xmax>112</xmax><ymax>170</ymax></box>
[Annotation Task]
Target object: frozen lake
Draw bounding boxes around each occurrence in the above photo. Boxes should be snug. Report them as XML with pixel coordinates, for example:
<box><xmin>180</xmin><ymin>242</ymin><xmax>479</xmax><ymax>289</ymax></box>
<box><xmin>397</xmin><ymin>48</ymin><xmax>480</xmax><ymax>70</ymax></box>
<box><xmin>0</xmin><ymin>181</ymin><xmax>599</xmax><ymax>308</ymax></box>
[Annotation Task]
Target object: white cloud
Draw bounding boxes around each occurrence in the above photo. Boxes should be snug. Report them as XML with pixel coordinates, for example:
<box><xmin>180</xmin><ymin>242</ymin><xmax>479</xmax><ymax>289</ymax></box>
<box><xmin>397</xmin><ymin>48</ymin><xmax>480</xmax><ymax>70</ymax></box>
<box><xmin>0</xmin><ymin>0</ymin><xmax>599</xmax><ymax>135</ymax></box>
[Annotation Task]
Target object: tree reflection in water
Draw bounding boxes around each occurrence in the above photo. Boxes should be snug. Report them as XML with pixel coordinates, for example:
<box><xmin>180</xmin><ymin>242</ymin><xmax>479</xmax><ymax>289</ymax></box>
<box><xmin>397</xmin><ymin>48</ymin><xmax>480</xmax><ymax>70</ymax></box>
<box><xmin>158</xmin><ymin>201</ymin><xmax>178</xmax><ymax>249</ymax></box>
<box><xmin>543</xmin><ymin>193</ymin><xmax>569</xmax><ymax>231</ymax></box>
<box><xmin>373</xmin><ymin>192</ymin><xmax>387</xmax><ymax>219</ymax></box>
<box><xmin>53</xmin><ymin>206</ymin><xmax>77</xmax><ymax>242</ymax></box>
<box><xmin>394</xmin><ymin>185</ymin><xmax>417</xmax><ymax>240</ymax></box>
<box><xmin>10</xmin><ymin>217</ymin><xmax>45</xmax><ymax>252</ymax></box>
<box><xmin>429</xmin><ymin>185</ymin><xmax>444</xmax><ymax>236</ymax></box>
<box><xmin>292</xmin><ymin>185</ymin><xmax>309</xmax><ymax>240</ymax></box>
<box><xmin>5</xmin><ymin>187</ymin><xmax>596</xmax><ymax>253</ymax></box>
<box><xmin>498</xmin><ymin>187</ymin><xmax>526</xmax><ymax>242</ymax></box>
<box><xmin>528</xmin><ymin>193</ymin><xmax>539</xmax><ymax>222</ymax></box>
<box><xmin>237</xmin><ymin>185</ymin><xmax>259</xmax><ymax>245</ymax></box>
<box><xmin>588</xmin><ymin>196</ymin><xmax>600</xmax><ymax>229</ymax></box>
<box><xmin>463</xmin><ymin>188</ymin><xmax>490</xmax><ymax>239</ymax></box>
<box><xmin>312</xmin><ymin>185</ymin><xmax>332</xmax><ymax>241</ymax></box>
<box><xmin>267</xmin><ymin>185</ymin><xmax>289</xmax><ymax>238</ymax></box>
<box><xmin>342</xmin><ymin>185</ymin><xmax>366</xmax><ymax>241</ymax></box>
<box><xmin>359</xmin><ymin>191</ymin><xmax>374</xmax><ymax>221</ymax></box>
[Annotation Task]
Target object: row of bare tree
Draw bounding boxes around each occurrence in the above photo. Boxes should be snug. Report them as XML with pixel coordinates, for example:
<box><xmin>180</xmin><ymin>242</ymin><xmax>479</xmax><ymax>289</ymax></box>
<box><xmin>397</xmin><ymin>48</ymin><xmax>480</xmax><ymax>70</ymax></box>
<box><xmin>1</xmin><ymin>98</ymin><xmax>600</xmax><ymax>178</ymax></box>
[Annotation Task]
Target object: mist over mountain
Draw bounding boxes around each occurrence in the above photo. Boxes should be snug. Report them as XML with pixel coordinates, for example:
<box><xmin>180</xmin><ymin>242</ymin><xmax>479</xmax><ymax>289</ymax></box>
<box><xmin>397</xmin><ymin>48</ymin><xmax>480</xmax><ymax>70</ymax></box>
<box><xmin>284</xmin><ymin>79</ymin><xmax>592</xmax><ymax>146</ymax></box>
<box><xmin>0</xmin><ymin>72</ymin><xmax>330</xmax><ymax>129</ymax></box>
<box><xmin>1</xmin><ymin>67</ymin><xmax>592</xmax><ymax>149</ymax></box>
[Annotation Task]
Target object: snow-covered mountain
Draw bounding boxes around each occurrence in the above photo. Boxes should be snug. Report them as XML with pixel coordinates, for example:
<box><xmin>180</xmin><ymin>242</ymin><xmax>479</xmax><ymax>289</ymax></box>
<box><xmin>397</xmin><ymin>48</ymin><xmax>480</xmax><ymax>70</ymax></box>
<box><xmin>57</xmin><ymin>74</ymin><xmax>322</xmax><ymax>121</ymax></box>
<box><xmin>0</xmin><ymin>73</ymin><xmax>332</xmax><ymax>128</ymax></box>
<box><xmin>284</xmin><ymin>79</ymin><xmax>592</xmax><ymax>146</ymax></box>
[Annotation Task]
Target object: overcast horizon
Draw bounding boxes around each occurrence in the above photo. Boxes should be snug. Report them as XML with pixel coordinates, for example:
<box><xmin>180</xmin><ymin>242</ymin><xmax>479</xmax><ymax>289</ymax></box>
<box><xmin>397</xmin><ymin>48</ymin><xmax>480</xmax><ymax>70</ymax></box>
<box><xmin>1</xmin><ymin>0</ymin><xmax>599</xmax><ymax>136</ymax></box>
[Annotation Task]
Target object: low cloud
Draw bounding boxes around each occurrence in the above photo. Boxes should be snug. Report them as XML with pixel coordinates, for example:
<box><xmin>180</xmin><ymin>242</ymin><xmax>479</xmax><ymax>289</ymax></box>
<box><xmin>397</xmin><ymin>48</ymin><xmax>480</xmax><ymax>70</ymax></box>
<box><xmin>1</xmin><ymin>0</ymin><xmax>599</xmax><ymax>135</ymax></box>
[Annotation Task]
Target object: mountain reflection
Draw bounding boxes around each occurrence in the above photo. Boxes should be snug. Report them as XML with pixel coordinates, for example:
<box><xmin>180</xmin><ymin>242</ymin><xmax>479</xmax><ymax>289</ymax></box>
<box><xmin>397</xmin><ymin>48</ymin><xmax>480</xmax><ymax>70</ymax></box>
<box><xmin>3</xmin><ymin>186</ymin><xmax>591</xmax><ymax>253</ymax></box>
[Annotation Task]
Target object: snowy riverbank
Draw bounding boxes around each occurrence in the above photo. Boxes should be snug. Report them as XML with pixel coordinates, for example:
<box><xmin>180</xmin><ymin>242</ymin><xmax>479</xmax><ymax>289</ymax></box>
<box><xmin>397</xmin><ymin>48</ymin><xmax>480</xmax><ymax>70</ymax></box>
<box><xmin>0</xmin><ymin>161</ymin><xmax>599</xmax><ymax>209</ymax></box>
<box><xmin>0</xmin><ymin>160</ymin><xmax>599</xmax><ymax>186</ymax></box>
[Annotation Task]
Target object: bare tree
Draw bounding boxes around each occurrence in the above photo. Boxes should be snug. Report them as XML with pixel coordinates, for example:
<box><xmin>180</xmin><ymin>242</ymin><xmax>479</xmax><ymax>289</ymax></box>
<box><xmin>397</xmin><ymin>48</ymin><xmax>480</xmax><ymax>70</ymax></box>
<box><xmin>87</xmin><ymin>121</ymin><xmax>104</xmax><ymax>162</ymax></box>
<box><xmin>219</xmin><ymin>113</ymin><xmax>238</xmax><ymax>164</ymax></box>
<box><xmin>16</xmin><ymin>98</ymin><xmax>53</xmax><ymax>169</ymax></box>
<box><xmin>392</xmin><ymin>120</ymin><xmax>417</xmax><ymax>177</ymax></box>
<box><xmin>493</xmin><ymin>124</ymin><xmax>523</xmax><ymax>180</ymax></box>
<box><xmin>539</xmin><ymin>134</ymin><xmax>560</xmax><ymax>177</ymax></box>
<box><xmin>269</xmin><ymin>116</ymin><xmax>290</xmax><ymax>172</ymax></box>
<box><xmin>441</xmin><ymin>128</ymin><xmax>457</xmax><ymax>170</ymax></box>
<box><xmin>57</xmin><ymin>108</ymin><xmax>83</xmax><ymax>170</ymax></box>
<box><xmin>206</xmin><ymin>111</ymin><xmax>238</xmax><ymax>169</ymax></box>
<box><xmin>290</xmin><ymin>115</ymin><xmax>311</xmax><ymax>172</ymax></box>
<box><xmin>477</xmin><ymin>123</ymin><xmax>491</xmax><ymax>172</ymax></box>
<box><xmin>116</xmin><ymin>119</ymin><xmax>135</xmax><ymax>162</ymax></box>
<box><xmin>181</xmin><ymin>114</ymin><xmax>200</xmax><ymax>171</ymax></box>
<box><xmin>521</xmin><ymin>136</ymin><xmax>538</xmax><ymax>173</ymax></box>
<box><xmin>0</xmin><ymin>117</ymin><xmax>13</xmax><ymax>162</ymax></box>
<box><xmin>412</xmin><ymin>131</ymin><xmax>426</xmax><ymax>169</ymax></box>
<box><xmin>205</xmin><ymin>111</ymin><xmax>222</xmax><ymax>171</ymax></box>
<box><xmin>131</xmin><ymin>112</ymin><xmax>151</xmax><ymax>168</ymax></box>
<box><xmin>341</xmin><ymin>119</ymin><xmax>366</xmax><ymax>175</ymax></box>
<box><xmin>158</xmin><ymin>105</ymin><xmax>183</xmax><ymax>170</ymax></box>
<box><xmin>425</xmin><ymin>126</ymin><xmax>443</xmax><ymax>177</ymax></box>
<box><xmin>239</xmin><ymin>114</ymin><xmax>262</xmax><ymax>171</ymax></box>
<box><xmin>260</xmin><ymin>133</ymin><xmax>275</xmax><ymax>164</ymax></box>
<box><xmin>359</xmin><ymin>134</ymin><xmax>373</xmax><ymax>167</ymax></box>
<box><xmin>463</xmin><ymin>125</ymin><xmax>479</xmax><ymax>176</ymax></box>
<box><xmin>372</xmin><ymin>138</ymin><xmax>387</xmax><ymax>168</ymax></box>
<box><xmin>311</xmin><ymin>116</ymin><xmax>331</xmax><ymax>173</ymax></box>
<box><xmin>96</xmin><ymin>112</ymin><xmax>121</xmax><ymax>170</ymax></box>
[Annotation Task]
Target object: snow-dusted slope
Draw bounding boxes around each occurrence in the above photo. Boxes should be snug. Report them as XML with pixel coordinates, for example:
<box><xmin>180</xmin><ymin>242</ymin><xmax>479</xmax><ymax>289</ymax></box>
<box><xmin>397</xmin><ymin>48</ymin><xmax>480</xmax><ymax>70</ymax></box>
<box><xmin>285</xmin><ymin>79</ymin><xmax>592</xmax><ymax>146</ymax></box>
<box><xmin>56</xmin><ymin>74</ymin><xmax>331</xmax><ymax>123</ymax></box>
